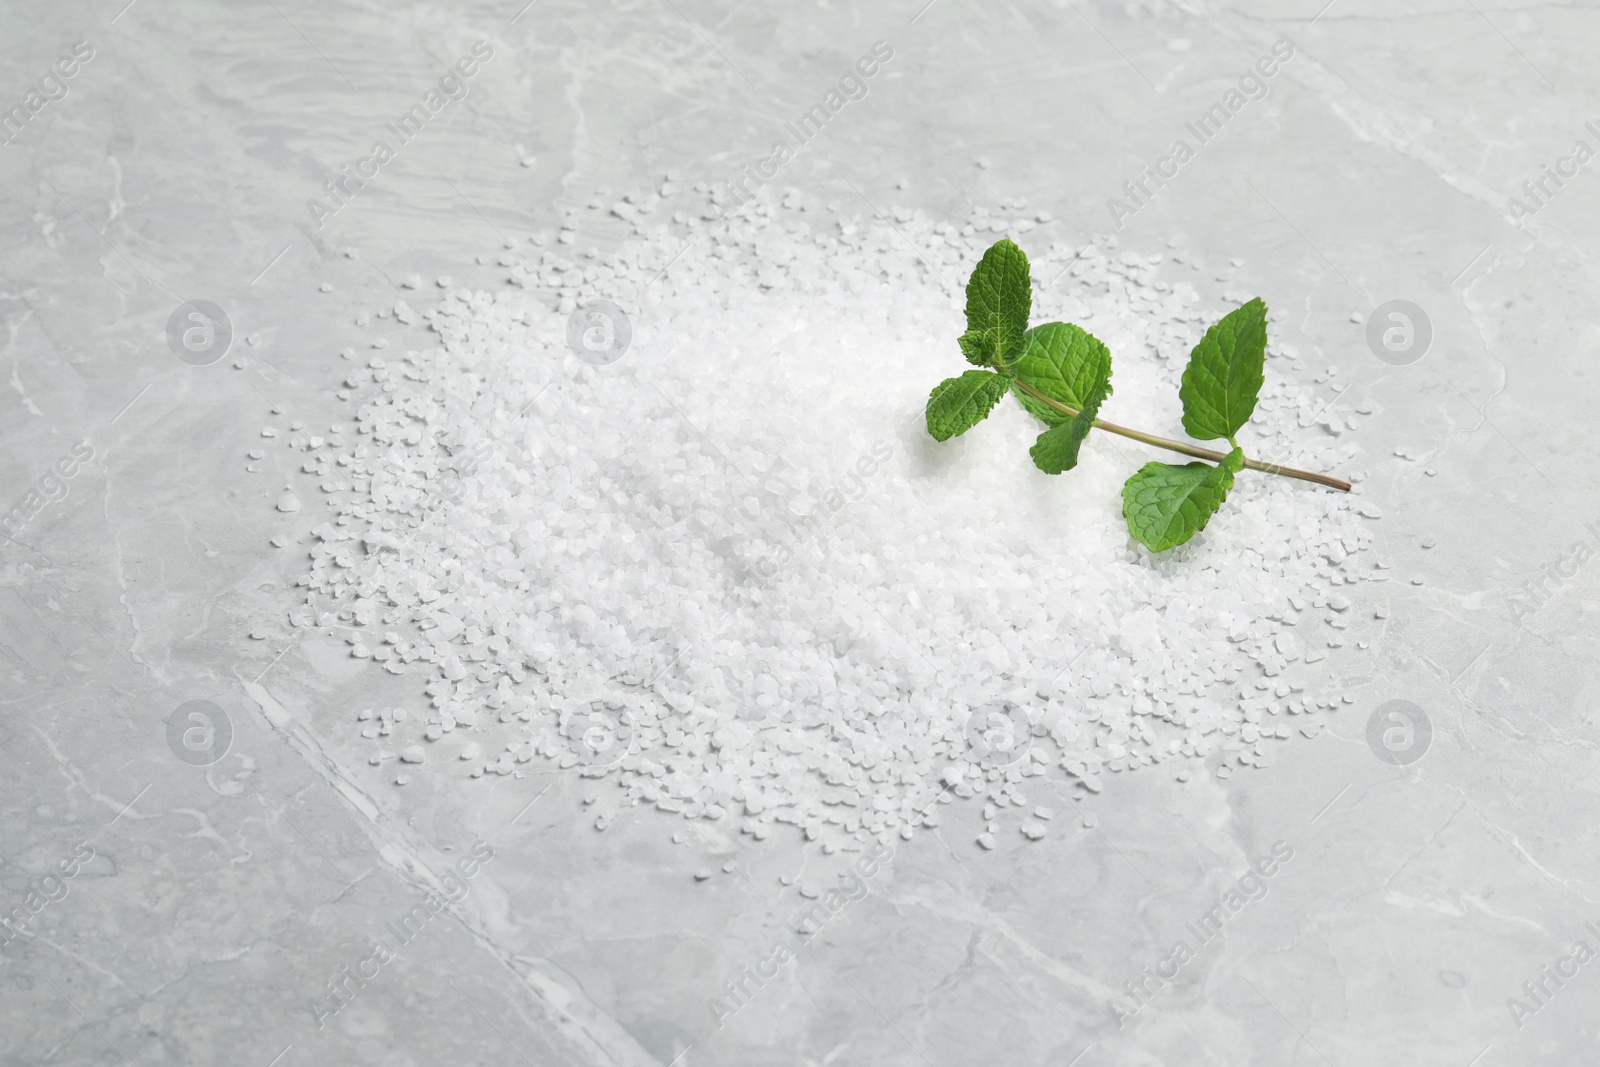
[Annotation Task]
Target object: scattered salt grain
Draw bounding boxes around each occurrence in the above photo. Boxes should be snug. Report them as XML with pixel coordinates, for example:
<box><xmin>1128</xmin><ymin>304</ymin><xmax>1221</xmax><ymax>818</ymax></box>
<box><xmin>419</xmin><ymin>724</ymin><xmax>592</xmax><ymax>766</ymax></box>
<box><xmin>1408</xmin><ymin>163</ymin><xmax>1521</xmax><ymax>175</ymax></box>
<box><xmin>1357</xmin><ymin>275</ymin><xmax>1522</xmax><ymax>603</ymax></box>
<box><xmin>283</xmin><ymin>189</ymin><xmax>1372</xmax><ymax>842</ymax></box>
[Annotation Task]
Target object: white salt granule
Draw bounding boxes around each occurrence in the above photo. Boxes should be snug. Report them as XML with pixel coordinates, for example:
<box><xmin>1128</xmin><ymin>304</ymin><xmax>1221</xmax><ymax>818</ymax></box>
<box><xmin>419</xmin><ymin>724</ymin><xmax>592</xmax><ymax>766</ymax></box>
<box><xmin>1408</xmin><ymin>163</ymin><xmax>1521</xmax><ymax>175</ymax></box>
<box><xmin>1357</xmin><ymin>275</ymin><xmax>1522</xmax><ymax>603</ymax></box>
<box><xmin>284</xmin><ymin>188</ymin><xmax>1371</xmax><ymax>852</ymax></box>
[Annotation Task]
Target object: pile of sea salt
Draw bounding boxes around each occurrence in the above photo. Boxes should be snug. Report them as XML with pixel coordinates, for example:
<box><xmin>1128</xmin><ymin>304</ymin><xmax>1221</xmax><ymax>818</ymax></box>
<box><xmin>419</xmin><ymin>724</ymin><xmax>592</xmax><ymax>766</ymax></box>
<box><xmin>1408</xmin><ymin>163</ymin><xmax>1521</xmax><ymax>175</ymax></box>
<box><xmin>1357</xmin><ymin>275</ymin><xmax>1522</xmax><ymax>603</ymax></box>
<box><xmin>280</xmin><ymin>183</ymin><xmax>1376</xmax><ymax>850</ymax></box>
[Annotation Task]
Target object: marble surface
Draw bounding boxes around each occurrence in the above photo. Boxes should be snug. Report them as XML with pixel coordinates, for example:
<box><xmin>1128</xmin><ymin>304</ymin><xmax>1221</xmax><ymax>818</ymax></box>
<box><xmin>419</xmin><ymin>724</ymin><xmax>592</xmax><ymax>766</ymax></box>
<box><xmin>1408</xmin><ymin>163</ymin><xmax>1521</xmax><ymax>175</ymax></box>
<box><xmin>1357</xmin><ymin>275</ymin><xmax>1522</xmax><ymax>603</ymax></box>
<box><xmin>3</xmin><ymin>0</ymin><xmax>1599</xmax><ymax>1064</ymax></box>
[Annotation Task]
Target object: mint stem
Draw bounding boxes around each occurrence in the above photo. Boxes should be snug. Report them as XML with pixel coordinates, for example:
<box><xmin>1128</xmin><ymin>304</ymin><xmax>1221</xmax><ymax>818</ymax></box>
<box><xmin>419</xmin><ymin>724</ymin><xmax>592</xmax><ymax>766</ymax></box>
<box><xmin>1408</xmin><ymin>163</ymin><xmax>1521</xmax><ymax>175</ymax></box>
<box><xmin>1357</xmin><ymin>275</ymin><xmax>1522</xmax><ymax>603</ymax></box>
<box><xmin>1012</xmin><ymin>380</ymin><xmax>1352</xmax><ymax>493</ymax></box>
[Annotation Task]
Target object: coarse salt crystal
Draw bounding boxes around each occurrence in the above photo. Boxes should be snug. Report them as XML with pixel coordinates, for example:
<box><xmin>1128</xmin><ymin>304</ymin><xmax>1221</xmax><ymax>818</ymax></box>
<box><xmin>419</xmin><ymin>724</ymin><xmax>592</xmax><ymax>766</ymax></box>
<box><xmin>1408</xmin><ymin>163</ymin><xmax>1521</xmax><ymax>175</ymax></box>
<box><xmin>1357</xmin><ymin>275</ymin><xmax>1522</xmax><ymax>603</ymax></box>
<box><xmin>284</xmin><ymin>190</ymin><xmax>1374</xmax><ymax>848</ymax></box>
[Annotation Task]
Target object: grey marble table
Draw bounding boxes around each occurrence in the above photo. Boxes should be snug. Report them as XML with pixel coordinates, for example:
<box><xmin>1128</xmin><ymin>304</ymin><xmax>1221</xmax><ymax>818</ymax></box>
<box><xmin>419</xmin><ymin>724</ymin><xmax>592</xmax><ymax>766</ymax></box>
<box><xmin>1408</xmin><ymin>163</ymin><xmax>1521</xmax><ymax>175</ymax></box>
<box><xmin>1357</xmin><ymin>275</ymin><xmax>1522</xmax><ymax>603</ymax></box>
<box><xmin>2</xmin><ymin>1</ymin><xmax>1597</xmax><ymax>1064</ymax></box>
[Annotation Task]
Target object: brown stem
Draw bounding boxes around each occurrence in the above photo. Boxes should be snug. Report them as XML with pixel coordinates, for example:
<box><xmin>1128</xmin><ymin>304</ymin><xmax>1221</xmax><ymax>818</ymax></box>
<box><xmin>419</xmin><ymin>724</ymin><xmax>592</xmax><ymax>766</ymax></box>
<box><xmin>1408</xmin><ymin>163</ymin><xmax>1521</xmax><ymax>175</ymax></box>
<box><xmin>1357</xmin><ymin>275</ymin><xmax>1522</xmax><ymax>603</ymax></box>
<box><xmin>1012</xmin><ymin>380</ymin><xmax>1352</xmax><ymax>493</ymax></box>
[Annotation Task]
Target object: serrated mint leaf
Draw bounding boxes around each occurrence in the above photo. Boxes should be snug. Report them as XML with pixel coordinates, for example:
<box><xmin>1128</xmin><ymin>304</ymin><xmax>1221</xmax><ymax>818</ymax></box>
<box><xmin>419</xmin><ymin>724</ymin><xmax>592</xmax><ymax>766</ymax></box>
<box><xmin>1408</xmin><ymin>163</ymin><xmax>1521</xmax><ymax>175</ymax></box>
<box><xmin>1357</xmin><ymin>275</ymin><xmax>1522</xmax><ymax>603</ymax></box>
<box><xmin>960</xmin><ymin>239</ymin><xmax>1031</xmax><ymax>368</ymax></box>
<box><xmin>1011</xmin><ymin>322</ymin><xmax>1113</xmax><ymax>426</ymax></box>
<box><xmin>1030</xmin><ymin>374</ymin><xmax>1110</xmax><ymax>475</ymax></box>
<box><xmin>1121</xmin><ymin>447</ymin><xmax>1245</xmax><ymax>551</ymax></box>
<box><xmin>957</xmin><ymin>331</ymin><xmax>988</xmax><ymax>365</ymax></box>
<box><xmin>926</xmin><ymin>370</ymin><xmax>1011</xmax><ymax>442</ymax></box>
<box><xmin>1179</xmin><ymin>298</ymin><xmax>1268</xmax><ymax>442</ymax></box>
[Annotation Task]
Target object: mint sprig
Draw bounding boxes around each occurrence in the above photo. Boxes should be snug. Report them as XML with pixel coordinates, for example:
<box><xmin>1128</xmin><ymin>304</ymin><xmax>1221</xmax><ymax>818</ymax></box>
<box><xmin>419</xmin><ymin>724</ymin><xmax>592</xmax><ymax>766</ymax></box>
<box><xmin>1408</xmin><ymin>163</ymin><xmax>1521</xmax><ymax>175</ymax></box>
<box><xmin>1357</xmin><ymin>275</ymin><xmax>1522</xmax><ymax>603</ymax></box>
<box><xmin>925</xmin><ymin>239</ymin><xmax>1351</xmax><ymax>552</ymax></box>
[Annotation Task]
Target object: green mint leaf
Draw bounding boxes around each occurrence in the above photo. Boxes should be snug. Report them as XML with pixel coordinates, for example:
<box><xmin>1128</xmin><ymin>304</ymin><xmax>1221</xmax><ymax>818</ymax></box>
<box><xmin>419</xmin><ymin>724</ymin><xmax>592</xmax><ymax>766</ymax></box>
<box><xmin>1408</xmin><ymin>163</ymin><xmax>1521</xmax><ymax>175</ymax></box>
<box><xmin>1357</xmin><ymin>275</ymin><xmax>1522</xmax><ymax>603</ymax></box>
<box><xmin>1120</xmin><ymin>447</ymin><xmax>1245</xmax><ymax>552</ymax></box>
<box><xmin>926</xmin><ymin>370</ymin><xmax>1012</xmax><ymax>442</ymax></box>
<box><xmin>957</xmin><ymin>331</ymin><xmax>988</xmax><ymax>365</ymax></box>
<box><xmin>1010</xmin><ymin>322</ymin><xmax>1113</xmax><ymax>426</ymax></box>
<box><xmin>1179</xmin><ymin>298</ymin><xmax>1268</xmax><ymax>442</ymax></box>
<box><xmin>961</xmin><ymin>239</ymin><xmax>1031</xmax><ymax>368</ymax></box>
<box><xmin>1029</xmin><ymin>374</ymin><xmax>1110</xmax><ymax>474</ymax></box>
